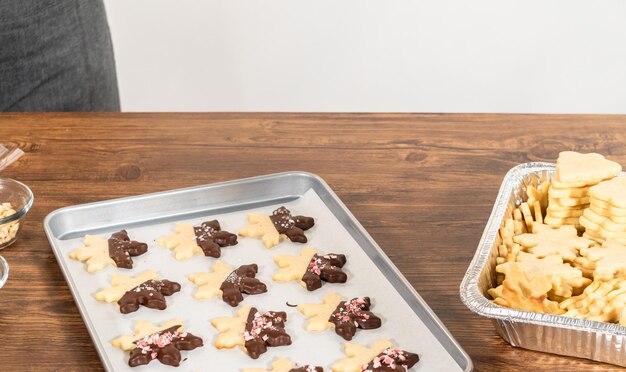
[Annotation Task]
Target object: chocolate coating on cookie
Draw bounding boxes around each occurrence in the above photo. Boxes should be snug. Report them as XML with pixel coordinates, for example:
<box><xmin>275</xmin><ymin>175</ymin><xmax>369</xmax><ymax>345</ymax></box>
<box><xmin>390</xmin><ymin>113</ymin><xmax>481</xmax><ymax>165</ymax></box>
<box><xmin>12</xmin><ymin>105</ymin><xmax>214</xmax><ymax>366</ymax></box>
<box><xmin>244</xmin><ymin>307</ymin><xmax>291</xmax><ymax>359</ymax></box>
<box><xmin>220</xmin><ymin>264</ymin><xmax>267</xmax><ymax>307</ymax></box>
<box><xmin>270</xmin><ymin>207</ymin><xmax>314</xmax><ymax>243</ymax></box>
<box><xmin>329</xmin><ymin>297</ymin><xmax>381</xmax><ymax>341</ymax></box>
<box><xmin>118</xmin><ymin>279</ymin><xmax>181</xmax><ymax>314</ymax></box>
<box><xmin>194</xmin><ymin>220</ymin><xmax>238</xmax><ymax>258</ymax></box>
<box><xmin>302</xmin><ymin>253</ymin><xmax>347</xmax><ymax>291</ymax></box>
<box><xmin>128</xmin><ymin>325</ymin><xmax>203</xmax><ymax>367</ymax></box>
<box><xmin>362</xmin><ymin>348</ymin><xmax>419</xmax><ymax>372</ymax></box>
<box><xmin>290</xmin><ymin>366</ymin><xmax>324</xmax><ymax>372</ymax></box>
<box><xmin>109</xmin><ymin>230</ymin><xmax>148</xmax><ymax>269</ymax></box>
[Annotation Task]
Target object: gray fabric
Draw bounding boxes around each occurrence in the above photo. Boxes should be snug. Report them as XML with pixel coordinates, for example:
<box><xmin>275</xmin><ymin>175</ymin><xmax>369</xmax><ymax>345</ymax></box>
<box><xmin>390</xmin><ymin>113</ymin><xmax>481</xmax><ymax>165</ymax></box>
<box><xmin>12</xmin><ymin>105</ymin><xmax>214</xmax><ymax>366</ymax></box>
<box><xmin>0</xmin><ymin>0</ymin><xmax>120</xmax><ymax>111</ymax></box>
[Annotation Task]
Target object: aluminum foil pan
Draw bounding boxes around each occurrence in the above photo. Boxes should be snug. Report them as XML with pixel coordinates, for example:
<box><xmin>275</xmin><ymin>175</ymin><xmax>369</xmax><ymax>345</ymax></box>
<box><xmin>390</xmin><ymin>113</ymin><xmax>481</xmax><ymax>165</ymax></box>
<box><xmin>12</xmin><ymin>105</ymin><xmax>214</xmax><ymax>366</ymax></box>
<box><xmin>460</xmin><ymin>162</ymin><xmax>626</xmax><ymax>367</ymax></box>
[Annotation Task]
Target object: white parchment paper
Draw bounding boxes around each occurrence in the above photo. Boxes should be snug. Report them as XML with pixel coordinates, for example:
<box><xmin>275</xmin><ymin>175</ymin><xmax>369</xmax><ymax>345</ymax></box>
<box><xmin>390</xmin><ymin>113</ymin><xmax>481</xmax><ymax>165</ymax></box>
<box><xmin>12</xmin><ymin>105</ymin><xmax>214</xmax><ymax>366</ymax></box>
<box><xmin>53</xmin><ymin>189</ymin><xmax>462</xmax><ymax>372</ymax></box>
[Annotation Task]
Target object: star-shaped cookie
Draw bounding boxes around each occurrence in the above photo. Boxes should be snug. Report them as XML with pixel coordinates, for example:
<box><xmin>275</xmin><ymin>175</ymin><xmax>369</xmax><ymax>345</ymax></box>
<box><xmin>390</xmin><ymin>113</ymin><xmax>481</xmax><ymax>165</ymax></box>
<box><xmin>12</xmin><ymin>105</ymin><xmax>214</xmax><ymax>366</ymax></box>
<box><xmin>513</xmin><ymin>224</ymin><xmax>593</xmax><ymax>262</ymax></box>
<box><xmin>188</xmin><ymin>261</ymin><xmax>267</xmax><ymax>307</ymax></box>
<box><xmin>156</xmin><ymin>220</ymin><xmax>237</xmax><ymax>260</ymax></box>
<box><xmin>576</xmin><ymin>240</ymin><xmax>626</xmax><ymax>280</ymax></box>
<box><xmin>332</xmin><ymin>339</ymin><xmax>419</xmax><ymax>372</ymax></box>
<box><xmin>239</xmin><ymin>207</ymin><xmax>314</xmax><ymax>248</ymax></box>
<box><xmin>112</xmin><ymin>319</ymin><xmax>202</xmax><ymax>367</ymax></box>
<box><xmin>274</xmin><ymin>248</ymin><xmax>347</xmax><ymax>291</ymax></box>
<box><xmin>555</xmin><ymin>151</ymin><xmax>621</xmax><ymax>186</ymax></box>
<box><xmin>298</xmin><ymin>292</ymin><xmax>381</xmax><ymax>340</ymax></box>
<box><xmin>94</xmin><ymin>270</ymin><xmax>181</xmax><ymax>313</ymax></box>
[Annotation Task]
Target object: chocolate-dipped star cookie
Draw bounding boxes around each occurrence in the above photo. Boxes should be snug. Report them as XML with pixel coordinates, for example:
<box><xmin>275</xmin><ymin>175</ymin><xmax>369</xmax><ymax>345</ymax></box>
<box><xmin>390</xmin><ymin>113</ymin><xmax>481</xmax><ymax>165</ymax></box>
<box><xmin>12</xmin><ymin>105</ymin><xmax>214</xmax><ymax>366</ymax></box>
<box><xmin>244</xmin><ymin>307</ymin><xmax>292</xmax><ymax>359</ymax></box>
<box><xmin>274</xmin><ymin>248</ymin><xmax>348</xmax><ymax>291</ymax></box>
<box><xmin>69</xmin><ymin>231</ymin><xmax>148</xmax><ymax>272</ymax></box>
<box><xmin>329</xmin><ymin>297</ymin><xmax>381</xmax><ymax>341</ymax></box>
<box><xmin>363</xmin><ymin>348</ymin><xmax>420</xmax><ymax>372</ymax></box>
<box><xmin>113</xmin><ymin>320</ymin><xmax>203</xmax><ymax>368</ymax></box>
<box><xmin>188</xmin><ymin>261</ymin><xmax>267</xmax><ymax>306</ymax></box>
<box><xmin>95</xmin><ymin>270</ymin><xmax>180</xmax><ymax>314</ymax></box>
<box><xmin>239</xmin><ymin>207</ymin><xmax>315</xmax><ymax>248</ymax></box>
<box><xmin>302</xmin><ymin>253</ymin><xmax>347</xmax><ymax>291</ymax></box>
<box><xmin>242</xmin><ymin>357</ymin><xmax>323</xmax><ymax>372</ymax></box>
<box><xmin>129</xmin><ymin>325</ymin><xmax>203</xmax><ymax>367</ymax></box>
<box><xmin>194</xmin><ymin>220</ymin><xmax>238</xmax><ymax>257</ymax></box>
<box><xmin>332</xmin><ymin>339</ymin><xmax>419</xmax><ymax>372</ymax></box>
<box><xmin>220</xmin><ymin>264</ymin><xmax>267</xmax><ymax>307</ymax></box>
<box><xmin>157</xmin><ymin>220</ymin><xmax>238</xmax><ymax>260</ymax></box>
<box><xmin>291</xmin><ymin>367</ymin><xmax>323</xmax><ymax>372</ymax></box>
<box><xmin>298</xmin><ymin>292</ymin><xmax>382</xmax><ymax>341</ymax></box>
<box><xmin>118</xmin><ymin>279</ymin><xmax>181</xmax><ymax>314</ymax></box>
<box><xmin>109</xmin><ymin>230</ymin><xmax>149</xmax><ymax>269</ymax></box>
<box><xmin>270</xmin><ymin>206</ymin><xmax>315</xmax><ymax>243</ymax></box>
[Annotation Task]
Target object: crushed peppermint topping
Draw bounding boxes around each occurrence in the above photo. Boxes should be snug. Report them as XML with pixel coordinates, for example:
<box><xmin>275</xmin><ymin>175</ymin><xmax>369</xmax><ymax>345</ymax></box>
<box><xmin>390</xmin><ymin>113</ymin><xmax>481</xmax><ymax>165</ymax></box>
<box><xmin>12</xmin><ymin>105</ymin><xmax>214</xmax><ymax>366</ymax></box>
<box><xmin>225</xmin><ymin>271</ymin><xmax>241</xmax><ymax>284</ymax></box>
<box><xmin>307</xmin><ymin>255</ymin><xmax>326</xmax><ymax>276</ymax></box>
<box><xmin>134</xmin><ymin>329</ymin><xmax>186</xmax><ymax>359</ymax></box>
<box><xmin>224</xmin><ymin>270</ymin><xmax>243</xmax><ymax>285</ymax></box>
<box><xmin>272</xmin><ymin>207</ymin><xmax>296</xmax><ymax>229</ymax></box>
<box><xmin>133</xmin><ymin>282</ymin><xmax>155</xmax><ymax>292</ymax></box>
<box><xmin>196</xmin><ymin>224</ymin><xmax>216</xmax><ymax>242</ymax></box>
<box><xmin>272</xmin><ymin>207</ymin><xmax>289</xmax><ymax>216</ymax></box>
<box><xmin>361</xmin><ymin>348</ymin><xmax>410</xmax><ymax>371</ymax></box>
<box><xmin>305</xmin><ymin>254</ymin><xmax>344</xmax><ymax>280</ymax></box>
<box><xmin>242</xmin><ymin>311</ymin><xmax>282</xmax><ymax>341</ymax></box>
<box><xmin>307</xmin><ymin>254</ymin><xmax>337</xmax><ymax>276</ymax></box>
<box><xmin>332</xmin><ymin>297</ymin><xmax>370</xmax><ymax>323</ymax></box>
<box><xmin>129</xmin><ymin>279</ymin><xmax>168</xmax><ymax>294</ymax></box>
<box><xmin>110</xmin><ymin>240</ymin><xmax>125</xmax><ymax>251</ymax></box>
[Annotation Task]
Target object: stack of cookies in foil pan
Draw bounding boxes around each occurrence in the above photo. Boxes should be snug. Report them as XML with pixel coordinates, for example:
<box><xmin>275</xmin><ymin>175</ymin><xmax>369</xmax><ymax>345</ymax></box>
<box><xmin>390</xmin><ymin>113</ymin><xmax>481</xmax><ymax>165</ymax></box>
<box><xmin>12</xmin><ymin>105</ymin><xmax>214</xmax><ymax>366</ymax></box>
<box><xmin>489</xmin><ymin>151</ymin><xmax>626</xmax><ymax>325</ymax></box>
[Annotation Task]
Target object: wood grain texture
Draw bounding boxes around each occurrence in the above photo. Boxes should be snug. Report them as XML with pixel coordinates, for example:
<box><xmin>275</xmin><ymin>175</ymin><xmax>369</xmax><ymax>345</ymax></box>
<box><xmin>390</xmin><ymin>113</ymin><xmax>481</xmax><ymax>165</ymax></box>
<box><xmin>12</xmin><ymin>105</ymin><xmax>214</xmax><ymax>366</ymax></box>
<box><xmin>1</xmin><ymin>113</ymin><xmax>625</xmax><ymax>371</ymax></box>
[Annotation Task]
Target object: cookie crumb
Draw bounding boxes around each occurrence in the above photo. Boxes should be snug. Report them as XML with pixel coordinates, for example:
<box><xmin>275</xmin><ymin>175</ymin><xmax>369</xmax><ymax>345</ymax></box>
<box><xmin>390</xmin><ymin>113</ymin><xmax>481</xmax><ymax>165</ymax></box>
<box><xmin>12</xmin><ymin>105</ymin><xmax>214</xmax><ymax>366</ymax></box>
<box><xmin>0</xmin><ymin>202</ymin><xmax>18</xmax><ymax>244</ymax></box>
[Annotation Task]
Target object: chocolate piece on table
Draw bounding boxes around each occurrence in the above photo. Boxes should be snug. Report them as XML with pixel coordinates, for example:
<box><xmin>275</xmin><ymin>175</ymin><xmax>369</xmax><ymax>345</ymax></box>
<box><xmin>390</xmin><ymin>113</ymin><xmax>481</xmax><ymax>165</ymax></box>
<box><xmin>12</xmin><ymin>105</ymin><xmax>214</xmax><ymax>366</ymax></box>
<box><xmin>128</xmin><ymin>325</ymin><xmax>203</xmax><ymax>367</ymax></box>
<box><xmin>302</xmin><ymin>253</ymin><xmax>347</xmax><ymax>291</ymax></box>
<box><xmin>118</xmin><ymin>279</ymin><xmax>181</xmax><ymax>314</ymax></box>
<box><xmin>270</xmin><ymin>206</ymin><xmax>315</xmax><ymax>243</ymax></box>
<box><xmin>244</xmin><ymin>307</ymin><xmax>291</xmax><ymax>359</ymax></box>
<box><xmin>362</xmin><ymin>348</ymin><xmax>419</xmax><ymax>372</ymax></box>
<box><xmin>194</xmin><ymin>220</ymin><xmax>238</xmax><ymax>258</ymax></box>
<box><xmin>108</xmin><ymin>230</ymin><xmax>148</xmax><ymax>269</ymax></box>
<box><xmin>220</xmin><ymin>264</ymin><xmax>267</xmax><ymax>307</ymax></box>
<box><xmin>328</xmin><ymin>297</ymin><xmax>381</xmax><ymax>341</ymax></box>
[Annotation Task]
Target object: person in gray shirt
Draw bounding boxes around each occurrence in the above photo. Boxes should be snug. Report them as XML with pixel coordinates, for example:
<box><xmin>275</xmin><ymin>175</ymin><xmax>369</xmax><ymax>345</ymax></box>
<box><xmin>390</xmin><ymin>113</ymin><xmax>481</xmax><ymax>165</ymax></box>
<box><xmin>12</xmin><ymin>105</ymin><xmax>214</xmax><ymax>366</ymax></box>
<box><xmin>0</xmin><ymin>0</ymin><xmax>120</xmax><ymax>111</ymax></box>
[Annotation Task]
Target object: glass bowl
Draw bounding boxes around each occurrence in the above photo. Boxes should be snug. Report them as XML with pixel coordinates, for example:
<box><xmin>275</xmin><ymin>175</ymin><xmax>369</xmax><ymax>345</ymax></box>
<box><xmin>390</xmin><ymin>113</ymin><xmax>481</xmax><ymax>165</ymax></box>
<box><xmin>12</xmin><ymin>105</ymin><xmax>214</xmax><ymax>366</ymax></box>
<box><xmin>0</xmin><ymin>178</ymin><xmax>34</xmax><ymax>250</ymax></box>
<box><xmin>0</xmin><ymin>255</ymin><xmax>7</xmax><ymax>288</ymax></box>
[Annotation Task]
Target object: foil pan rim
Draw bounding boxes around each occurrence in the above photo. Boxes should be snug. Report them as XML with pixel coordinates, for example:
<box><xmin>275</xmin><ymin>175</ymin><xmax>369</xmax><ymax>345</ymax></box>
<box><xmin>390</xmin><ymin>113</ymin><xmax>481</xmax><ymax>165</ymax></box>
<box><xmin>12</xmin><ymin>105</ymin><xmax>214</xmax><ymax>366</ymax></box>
<box><xmin>460</xmin><ymin>161</ymin><xmax>626</xmax><ymax>337</ymax></box>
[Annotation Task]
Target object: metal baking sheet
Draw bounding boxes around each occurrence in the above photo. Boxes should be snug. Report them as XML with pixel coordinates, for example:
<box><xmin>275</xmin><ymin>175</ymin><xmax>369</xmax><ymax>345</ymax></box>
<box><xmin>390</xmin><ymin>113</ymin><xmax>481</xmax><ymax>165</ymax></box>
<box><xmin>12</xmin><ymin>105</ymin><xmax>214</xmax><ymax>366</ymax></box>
<box><xmin>460</xmin><ymin>162</ymin><xmax>626</xmax><ymax>367</ymax></box>
<box><xmin>44</xmin><ymin>172</ymin><xmax>471</xmax><ymax>372</ymax></box>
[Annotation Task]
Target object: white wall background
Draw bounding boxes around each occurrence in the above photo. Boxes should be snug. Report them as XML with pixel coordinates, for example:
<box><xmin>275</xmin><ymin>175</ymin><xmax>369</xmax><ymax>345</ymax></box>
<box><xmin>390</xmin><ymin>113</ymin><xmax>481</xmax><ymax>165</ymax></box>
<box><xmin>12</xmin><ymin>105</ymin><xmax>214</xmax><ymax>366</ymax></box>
<box><xmin>103</xmin><ymin>1</ymin><xmax>626</xmax><ymax>113</ymax></box>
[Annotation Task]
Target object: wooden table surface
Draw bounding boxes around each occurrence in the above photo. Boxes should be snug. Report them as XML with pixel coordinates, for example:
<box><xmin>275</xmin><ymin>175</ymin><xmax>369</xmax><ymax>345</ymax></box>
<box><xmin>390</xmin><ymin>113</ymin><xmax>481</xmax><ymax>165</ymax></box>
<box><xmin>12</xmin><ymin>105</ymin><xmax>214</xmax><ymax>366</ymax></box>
<box><xmin>0</xmin><ymin>113</ymin><xmax>624</xmax><ymax>371</ymax></box>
